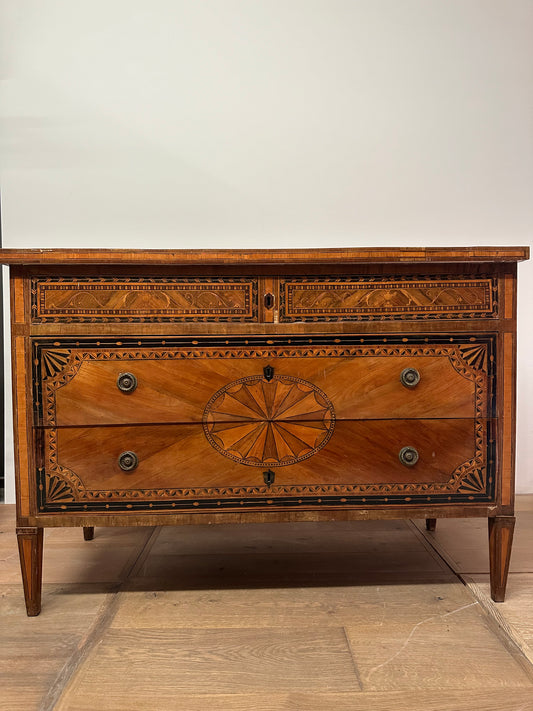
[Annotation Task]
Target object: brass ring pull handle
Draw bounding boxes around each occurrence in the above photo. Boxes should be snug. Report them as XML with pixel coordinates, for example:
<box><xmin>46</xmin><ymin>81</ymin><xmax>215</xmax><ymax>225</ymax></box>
<box><xmin>118</xmin><ymin>451</ymin><xmax>139</xmax><ymax>471</ymax></box>
<box><xmin>400</xmin><ymin>368</ymin><xmax>420</xmax><ymax>388</ymax></box>
<box><xmin>117</xmin><ymin>372</ymin><xmax>138</xmax><ymax>393</ymax></box>
<box><xmin>399</xmin><ymin>446</ymin><xmax>419</xmax><ymax>467</ymax></box>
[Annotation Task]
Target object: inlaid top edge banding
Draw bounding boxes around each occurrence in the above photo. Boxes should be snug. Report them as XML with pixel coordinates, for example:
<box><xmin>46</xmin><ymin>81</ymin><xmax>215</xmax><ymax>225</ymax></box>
<box><xmin>0</xmin><ymin>246</ymin><xmax>529</xmax><ymax>265</ymax></box>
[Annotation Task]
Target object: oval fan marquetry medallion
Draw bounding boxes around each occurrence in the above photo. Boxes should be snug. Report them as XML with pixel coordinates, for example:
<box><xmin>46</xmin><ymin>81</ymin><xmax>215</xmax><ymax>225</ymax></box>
<box><xmin>203</xmin><ymin>374</ymin><xmax>335</xmax><ymax>467</ymax></box>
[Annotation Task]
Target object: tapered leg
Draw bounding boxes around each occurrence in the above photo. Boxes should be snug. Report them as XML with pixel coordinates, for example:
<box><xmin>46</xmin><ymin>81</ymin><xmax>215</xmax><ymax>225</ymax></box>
<box><xmin>16</xmin><ymin>527</ymin><xmax>44</xmax><ymax>617</ymax></box>
<box><xmin>83</xmin><ymin>526</ymin><xmax>95</xmax><ymax>541</ymax></box>
<box><xmin>489</xmin><ymin>516</ymin><xmax>515</xmax><ymax>602</ymax></box>
<box><xmin>425</xmin><ymin>518</ymin><xmax>437</xmax><ymax>532</ymax></box>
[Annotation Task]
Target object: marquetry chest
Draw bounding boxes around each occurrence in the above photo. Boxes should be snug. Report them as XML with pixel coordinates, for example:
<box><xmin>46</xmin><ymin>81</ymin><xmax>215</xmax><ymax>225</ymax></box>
<box><xmin>2</xmin><ymin>247</ymin><xmax>529</xmax><ymax>614</ymax></box>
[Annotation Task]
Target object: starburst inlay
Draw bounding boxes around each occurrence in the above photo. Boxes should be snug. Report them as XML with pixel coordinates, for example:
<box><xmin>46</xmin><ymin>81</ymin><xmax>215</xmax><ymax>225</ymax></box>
<box><xmin>203</xmin><ymin>374</ymin><xmax>336</xmax><ymax>466</ymax></box>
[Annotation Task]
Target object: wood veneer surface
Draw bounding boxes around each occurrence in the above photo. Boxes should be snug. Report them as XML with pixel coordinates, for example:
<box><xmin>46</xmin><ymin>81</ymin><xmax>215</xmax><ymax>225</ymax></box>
<box><xmin>49</xmin><ymin>354</ymin><xmax>478</xmax><ymax>426</ymax></box>
<box><xmin>0</xmin><ymin>246</ymin><xmax>529</xmax><ymax>265</ymax></box>
<box><xmin>4</xmin><ymin>247</ymin><xmax>527</xmax><ymax>614</ymax></box>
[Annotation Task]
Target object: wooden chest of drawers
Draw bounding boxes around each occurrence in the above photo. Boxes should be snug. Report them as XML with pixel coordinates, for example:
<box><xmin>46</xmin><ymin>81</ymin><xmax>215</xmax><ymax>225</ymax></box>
<box><xmin>3</xmin><ymin>247</ymin><xmax>529</xmax><ymax>615</ymax></box>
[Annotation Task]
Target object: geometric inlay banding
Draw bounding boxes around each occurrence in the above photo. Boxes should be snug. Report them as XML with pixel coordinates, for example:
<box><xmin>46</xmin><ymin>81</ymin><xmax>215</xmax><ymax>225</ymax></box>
<box><xmin>203</xmin><ymin>375</ymin><xmax>335</xmax><ymax>467</ymax></box>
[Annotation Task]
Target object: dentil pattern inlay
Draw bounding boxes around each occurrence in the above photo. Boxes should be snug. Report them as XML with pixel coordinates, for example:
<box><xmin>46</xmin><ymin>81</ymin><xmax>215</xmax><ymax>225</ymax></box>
<box><xmin>279</xmin><ymin>276</ymin><xmax>496</xmax><ymax>321</ymax></box>
<box><xmin>32</xmin><ymin>277</ymin><xmax>258</xmax><ymax>322</ymax></box>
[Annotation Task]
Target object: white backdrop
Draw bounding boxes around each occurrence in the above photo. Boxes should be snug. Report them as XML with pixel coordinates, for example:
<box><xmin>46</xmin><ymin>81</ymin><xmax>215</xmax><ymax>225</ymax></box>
<box><xmin>2</xmin><ymin>1</ymin><xmax>532</xmax><ymax>501</ymax></box>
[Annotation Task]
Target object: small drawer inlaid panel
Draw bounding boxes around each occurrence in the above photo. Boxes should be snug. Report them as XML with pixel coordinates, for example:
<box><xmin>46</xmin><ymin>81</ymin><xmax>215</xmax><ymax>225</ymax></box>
<box><xmin>32</xmin><ymin>277</ymin><xmax>258</xmax><ymax>322</ymax></box>
<box><xmin>279</xmin><ymin>276</ymin><xmax>496</xmax><ymax>321</ymax></box>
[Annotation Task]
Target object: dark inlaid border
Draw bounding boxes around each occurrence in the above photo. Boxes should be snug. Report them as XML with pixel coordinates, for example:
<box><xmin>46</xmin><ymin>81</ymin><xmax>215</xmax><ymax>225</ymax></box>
<box><xmin>279</xmin><ymin>275</ymin><xmax>497</xmax><ymax>321</ymax></box>
<box><xmin>32</xmin><ymin>277</ymin><xmax>258</xmax><ymax>323</ymax></box>
<box><xmin>33</xmin><ymin>333</ymin><xmax>496</xmax><ymax>512</ymax></box>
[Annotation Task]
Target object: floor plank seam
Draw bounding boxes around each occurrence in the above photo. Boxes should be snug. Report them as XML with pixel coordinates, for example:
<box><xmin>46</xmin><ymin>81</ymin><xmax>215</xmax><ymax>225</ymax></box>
<box><xmin>415</xmin><ymin>522</ymin><xmax>533</xmax><ymax>678</ymax></box>
<box><xmin>2</xmin><ymin>506</ymin><xmax>533</xmax><ymax>709</ymax></box>
<box><xmin>37</xmin><ymin>527</ymin><xmax>158</xmax><ymax>711</ymax></box>
<box><xmin>463</xmin><ymin>575</ymin><xmax>533</xmax><ymax>673</ymax></box>
<box><xmin>341</xmin><ymin>627</ymin><xmax>364</xmax><ymax>692</ymax></box>
<box><xmin>407</xmin><ymin>519</ymin><xmax>462</xmax><ymax>578</ymax></box>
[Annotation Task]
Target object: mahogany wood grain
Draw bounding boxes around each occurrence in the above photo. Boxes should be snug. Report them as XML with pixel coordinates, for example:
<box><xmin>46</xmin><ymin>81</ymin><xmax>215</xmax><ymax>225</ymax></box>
<box><xmin>52</xmin><ymin>419</ymin><xmax>478</xmax><ymax>492</ymax></box>
<box><xmin>0</xmin><ymin>246</ymin><xmax>529</xmax><ymax>265</ymax></box>
<box><xmin>48</xmin><ymin>352</ymin><xmax>479</xmax><ymax>427</ymax></box>
<box><xmin>279</xmin><ymin>276</ymin><xmax>495</xmax><ymax>321</ymax></box>
<box><xmin>34</xmin><ymin>277</ymin><xmax>258</xmax><ymax>322</ymax></box>
<box><xmin>16</xmin><ymin>527</ymin><xmax>43</xmax><ymax>616</ymax></box>
<box><xmin>2</xmin><ymin>247</ymin><xmax>527</xmax><ymax>613</ymax></box>
<box><xmin>488</xmin><ymin>516</ymin><xmax>515</xmax><ymax>602</ymax></box>
<box><xmin>27</xmin><ymin>505</ymin><xmax>496</xmax><ymax>530</ymax></box>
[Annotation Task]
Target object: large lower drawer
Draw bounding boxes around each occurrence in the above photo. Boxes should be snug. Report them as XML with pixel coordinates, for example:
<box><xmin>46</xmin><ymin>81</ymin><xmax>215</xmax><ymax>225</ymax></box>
<box><xmin>34</xmin><ymin>335</ymin><xmax>492</xmax><ymax>426</ymax></box>
<box><xmin>37</xmin><ymin>418</ymin><xmax>493</xmax><ymax>513</ymax></box>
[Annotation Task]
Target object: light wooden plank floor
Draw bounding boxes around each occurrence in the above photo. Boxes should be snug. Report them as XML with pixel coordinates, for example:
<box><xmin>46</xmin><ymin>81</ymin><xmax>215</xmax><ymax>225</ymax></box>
<box><xmin>413</xmin><ymin>494</ymin><xmax>533</xmax><ymax>664</ymax></box>
<box><xmin>1</xmin><ymin>503</ymin><xmax>533</xmax><ymax>711</ymax></box>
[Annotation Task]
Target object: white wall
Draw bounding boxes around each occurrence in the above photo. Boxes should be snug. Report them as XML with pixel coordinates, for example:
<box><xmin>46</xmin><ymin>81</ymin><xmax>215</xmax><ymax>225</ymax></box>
<box><xmin>2</xmin><ymin>0</ymin><xmax>532</xmax><ymax>499</ymax></box>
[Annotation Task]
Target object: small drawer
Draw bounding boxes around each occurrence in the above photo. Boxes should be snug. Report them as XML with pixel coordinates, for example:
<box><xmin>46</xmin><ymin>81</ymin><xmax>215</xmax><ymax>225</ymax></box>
<box><xmin>279</xmin><ymin>276</ymin><xmax>496</xmax><ymax>321</ymax></box>
<box><xmin>32</xmin><ymin>277</ymin><xmax>258</xmax><ymax>323</ymax></box>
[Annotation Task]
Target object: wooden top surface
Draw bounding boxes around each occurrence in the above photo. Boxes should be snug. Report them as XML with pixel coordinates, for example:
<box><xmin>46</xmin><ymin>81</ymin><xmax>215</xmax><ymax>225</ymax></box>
<box><xmin>0</xmin><ymin>246</ymin><xmax>529</xmax><ymax>265</ymax></box>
